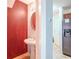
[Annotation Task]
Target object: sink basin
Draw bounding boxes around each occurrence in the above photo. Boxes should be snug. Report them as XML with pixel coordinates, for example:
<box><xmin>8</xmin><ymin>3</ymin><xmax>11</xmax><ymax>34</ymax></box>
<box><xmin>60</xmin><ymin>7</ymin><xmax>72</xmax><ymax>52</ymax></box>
<box><xmin>24</xmin><ymin>38</ymin><xmax>36</xmax><ymax>59</ymax></box>
<box><xmin>24</xmin><ymin>38</ymin><xmax>36</xmax><ymax>45</ymax></box>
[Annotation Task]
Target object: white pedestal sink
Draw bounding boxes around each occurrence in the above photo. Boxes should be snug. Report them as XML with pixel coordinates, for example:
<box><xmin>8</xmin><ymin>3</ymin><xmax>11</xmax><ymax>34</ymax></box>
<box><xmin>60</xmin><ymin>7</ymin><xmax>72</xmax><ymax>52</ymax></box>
<box><xmin>24</xmin><ymin>38</ymin><xmax>36</xmax><ymax>59</ymax></box>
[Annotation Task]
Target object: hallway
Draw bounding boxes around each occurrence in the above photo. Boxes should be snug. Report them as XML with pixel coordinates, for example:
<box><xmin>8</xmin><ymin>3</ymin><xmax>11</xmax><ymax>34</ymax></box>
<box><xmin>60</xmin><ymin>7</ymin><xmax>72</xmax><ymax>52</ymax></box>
<box><xmin>53</xmin><ymin>43</ymin><xmax>70</xmax><ymax>59</ymax></box>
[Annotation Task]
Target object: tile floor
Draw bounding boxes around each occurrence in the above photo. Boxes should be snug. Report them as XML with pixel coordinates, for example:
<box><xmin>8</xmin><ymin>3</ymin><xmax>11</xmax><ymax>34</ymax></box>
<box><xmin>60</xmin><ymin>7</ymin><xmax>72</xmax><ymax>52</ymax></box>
<box><xmin>53</xmin><ymin>43</ymin><xmax>71</xmax><ymax>59</ymax></box>
<box><xmin>13</xmin><ymin>53</ymin><xmax>30</xmax><ymax>59</ymax></box>
<box><xmin>13</xmin><ymin>43</ymin><xmax>71</xmax><ymax>59</ymax></box>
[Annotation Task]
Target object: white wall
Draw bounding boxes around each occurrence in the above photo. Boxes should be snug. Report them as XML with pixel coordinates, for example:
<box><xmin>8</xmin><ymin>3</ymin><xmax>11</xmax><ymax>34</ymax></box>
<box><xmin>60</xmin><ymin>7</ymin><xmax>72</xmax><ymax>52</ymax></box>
<box><xmin>53</xmin><ymin>7</ymin><xmax>63</xmax><ymax>51</ymax></box>
<box><xmin>40</xmin><ymin>0</ymin><xmax>53</xmax><ymax>59</ymax></box>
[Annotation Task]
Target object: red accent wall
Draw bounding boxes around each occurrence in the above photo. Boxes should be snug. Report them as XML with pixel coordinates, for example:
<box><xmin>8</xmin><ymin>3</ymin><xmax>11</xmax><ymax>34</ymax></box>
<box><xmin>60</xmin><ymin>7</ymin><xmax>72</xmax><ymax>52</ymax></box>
<box><xmin>7</xmin><ymin>0</ymin><xmax>28</xmax><ymax>59</ymax></box>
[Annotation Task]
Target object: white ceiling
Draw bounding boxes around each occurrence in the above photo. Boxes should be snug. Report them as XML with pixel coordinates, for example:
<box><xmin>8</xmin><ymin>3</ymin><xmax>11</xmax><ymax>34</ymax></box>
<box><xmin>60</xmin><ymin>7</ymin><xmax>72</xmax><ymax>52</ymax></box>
<box><xmin>53</xmin><ymin>0</ymin><xmax>71</xmax><ymax>7</ymax></box>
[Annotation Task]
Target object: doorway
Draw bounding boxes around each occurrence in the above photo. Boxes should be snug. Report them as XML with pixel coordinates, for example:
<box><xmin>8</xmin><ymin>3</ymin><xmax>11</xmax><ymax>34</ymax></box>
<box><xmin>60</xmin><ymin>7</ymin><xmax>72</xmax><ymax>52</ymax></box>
<box><xmin>53</xmin><ymin>0</ymin><xmax>71</xmax><ymax>58</ymax></box>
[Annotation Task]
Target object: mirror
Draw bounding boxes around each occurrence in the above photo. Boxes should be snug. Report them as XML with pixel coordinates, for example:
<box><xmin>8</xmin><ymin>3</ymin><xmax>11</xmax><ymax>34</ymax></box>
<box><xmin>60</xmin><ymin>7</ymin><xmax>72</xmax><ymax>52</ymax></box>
<box><xmin>31</xmin><ymin>12</ymin><xmax>36</xmax><ymax>30</ymax></box>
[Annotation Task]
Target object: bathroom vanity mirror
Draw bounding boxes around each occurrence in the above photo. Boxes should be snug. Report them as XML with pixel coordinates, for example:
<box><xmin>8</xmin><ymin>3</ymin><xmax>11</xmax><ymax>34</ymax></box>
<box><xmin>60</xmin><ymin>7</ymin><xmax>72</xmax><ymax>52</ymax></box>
<box><xmin>31</xmin><ymin>12</ymin><xmax>36</xmax><ymax>30</ymax></box>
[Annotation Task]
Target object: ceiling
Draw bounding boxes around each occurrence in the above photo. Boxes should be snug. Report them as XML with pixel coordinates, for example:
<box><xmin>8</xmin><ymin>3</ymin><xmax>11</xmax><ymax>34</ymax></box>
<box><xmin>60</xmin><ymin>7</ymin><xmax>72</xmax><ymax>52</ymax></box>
<box><xmin>53</xmin><ymin>0</ymin><xmax>71</xmax><ymax>7</ymax></box>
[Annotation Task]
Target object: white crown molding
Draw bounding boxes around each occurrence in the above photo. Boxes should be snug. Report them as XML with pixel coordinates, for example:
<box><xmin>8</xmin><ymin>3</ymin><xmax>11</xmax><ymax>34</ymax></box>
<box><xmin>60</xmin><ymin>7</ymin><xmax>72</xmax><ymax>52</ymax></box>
<box><xmin>19</xmin><ymin>0</ymin><xmax>35</xmax><ymax>4</ymax></box>
<box><xmin>7</xmin><ymin>0</ymin><xmax>15</xmax><ymax>8</ymax></box>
